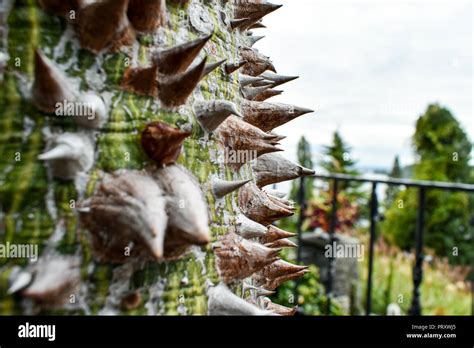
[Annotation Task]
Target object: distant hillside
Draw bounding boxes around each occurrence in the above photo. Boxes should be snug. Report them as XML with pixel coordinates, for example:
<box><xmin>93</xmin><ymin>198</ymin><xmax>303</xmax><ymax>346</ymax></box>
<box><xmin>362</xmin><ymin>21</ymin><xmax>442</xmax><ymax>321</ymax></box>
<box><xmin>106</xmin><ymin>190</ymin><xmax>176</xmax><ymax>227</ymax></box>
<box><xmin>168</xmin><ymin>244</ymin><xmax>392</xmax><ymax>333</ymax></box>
<box><xmin>354</xmin><ymin>164</ymin><xmax>414</xmax><ymax>179</ymax></box>
<box><xmin>400</xmin><ymin>165</ymin><xmax>474</xmax><ymax>182</ymax></box>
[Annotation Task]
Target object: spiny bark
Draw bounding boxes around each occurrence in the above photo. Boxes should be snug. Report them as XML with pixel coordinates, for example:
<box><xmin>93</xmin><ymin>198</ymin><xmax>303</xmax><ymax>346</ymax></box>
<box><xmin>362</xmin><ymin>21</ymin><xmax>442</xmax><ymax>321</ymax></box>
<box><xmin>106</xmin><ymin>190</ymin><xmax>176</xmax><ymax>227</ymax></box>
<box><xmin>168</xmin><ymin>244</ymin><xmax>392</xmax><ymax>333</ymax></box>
<box><xmin>0</xmin><ymin>0</ymin><xmax>242</xmax><ymax>315</ymax></box>
<box><xmin>0</xmin><ymin>0</ymin><xmax>310</xmax><ymax>316</ymax></box>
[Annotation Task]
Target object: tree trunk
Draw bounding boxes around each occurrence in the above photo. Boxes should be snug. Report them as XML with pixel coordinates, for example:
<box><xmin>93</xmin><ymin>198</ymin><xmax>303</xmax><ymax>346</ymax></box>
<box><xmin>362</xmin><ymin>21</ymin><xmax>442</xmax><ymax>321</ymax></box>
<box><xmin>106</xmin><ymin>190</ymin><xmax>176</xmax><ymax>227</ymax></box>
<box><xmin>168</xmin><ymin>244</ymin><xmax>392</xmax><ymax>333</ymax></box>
<box><xmin>0</xmin><ymin>0</ymin><xmax>308</xmax><ymax>316</ymax></box>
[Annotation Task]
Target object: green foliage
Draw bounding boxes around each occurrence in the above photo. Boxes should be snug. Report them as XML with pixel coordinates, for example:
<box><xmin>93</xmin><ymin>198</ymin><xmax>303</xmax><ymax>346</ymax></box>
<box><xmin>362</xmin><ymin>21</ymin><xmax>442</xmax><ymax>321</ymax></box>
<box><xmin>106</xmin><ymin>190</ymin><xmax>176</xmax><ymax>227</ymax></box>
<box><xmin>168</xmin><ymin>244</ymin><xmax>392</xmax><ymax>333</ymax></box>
<box><xmin>360</xmin><ymin>247</ymin><xmax>471</xmax><ymax>315</ymax></box>
<box><xmin>413</xmin><ymin>104</ymin><xmax>472</xmax><ymax>182</ymax></box>
<box><xmin>310</xmin><ymin>131</ymin><xmax>367</xmax><ymax>231</ymax></box>
<box><xmin>320</xmin><ymin>131</ymin><xmax>358</xmax><ymax>175</ymax></box>
<box><xmin>297</xmin><ymin>136</ymin><xmax>315</xmax><ymax>172</ymax></box>
<box><xmin>383</xmin><ymin>104</ymin><xmax>473</xmax><ymax>265</ymax></box>
<box><xmin>385</xmin><ymin>155</ymin><xmax>402</xmax><ymax>207</ymax></box>
<box><xmin>319</xmin><ymin>131</ymin><xmax>362</xmax><ymax>195</ymax></box>
<box><xmin>290</xmin><ymin>136</ymin><xmax>314</xmax><ymax>203</ymax></box>
<box><xmin>285</xmin><ymin>136</ymin><xmax>315</xmax><ymax>234</ymax></box>
<box><xmin>272</xmin><ymin>264</ymin><xmax>342</xmax><ymax>315</ymax></box>
<box><xmin>383</xmin><ymin>189</ymin><xmax>416</xmax><ymax>247</ymax></box>
<box><xmin>390</xmin><ymin>156</ymin><xmax>402</xmax><ymax>178</ymax></box>
<box><xmin>384</xmin><ymin>189</ymin><xmax>472</xmax><ymax>265</ymax></box>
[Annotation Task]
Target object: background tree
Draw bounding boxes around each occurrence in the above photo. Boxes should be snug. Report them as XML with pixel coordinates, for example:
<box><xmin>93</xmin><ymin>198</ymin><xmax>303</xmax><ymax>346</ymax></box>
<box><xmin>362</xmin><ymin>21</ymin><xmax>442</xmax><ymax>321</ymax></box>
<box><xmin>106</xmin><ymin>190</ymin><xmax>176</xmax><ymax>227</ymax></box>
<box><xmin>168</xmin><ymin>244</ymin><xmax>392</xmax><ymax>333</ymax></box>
<box><xmin>320</xmin><ymin>131</ymin><xmax>358</xmax><ymax>175</ymax></box>
<box><xmin>290</xmin><ymin>136</ymin><xmax>314</xmax><ymax>203</ymax></box>
<box><xmin>320</xmin><ymin>131</ymin><xmax>359</xmax><ymax>192</ymax></box>
<box><xmin>385</xmin><ymin>155</ymin><xmax>402</xmax><ymax>207</ymax></box>
<box><xmin>383</xmin><ymin>104</ymin><xmax>473</xmax><ymax>265</ymax></box>
<box><xmin>298</xmin><ymin>131</ymin><xmax>363</xmax><ymax>235</ymax></box>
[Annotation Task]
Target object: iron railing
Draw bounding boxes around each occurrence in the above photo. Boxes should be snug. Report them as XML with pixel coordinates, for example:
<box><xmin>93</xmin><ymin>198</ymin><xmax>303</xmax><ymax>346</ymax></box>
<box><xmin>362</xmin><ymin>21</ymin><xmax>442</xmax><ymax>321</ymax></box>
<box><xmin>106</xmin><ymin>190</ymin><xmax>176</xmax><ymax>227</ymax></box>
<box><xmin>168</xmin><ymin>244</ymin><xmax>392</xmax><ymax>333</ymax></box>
<box><xmin>294</xmin><ymin>173</ymin><xmax>474</xmax><ymax>316</ymax></box>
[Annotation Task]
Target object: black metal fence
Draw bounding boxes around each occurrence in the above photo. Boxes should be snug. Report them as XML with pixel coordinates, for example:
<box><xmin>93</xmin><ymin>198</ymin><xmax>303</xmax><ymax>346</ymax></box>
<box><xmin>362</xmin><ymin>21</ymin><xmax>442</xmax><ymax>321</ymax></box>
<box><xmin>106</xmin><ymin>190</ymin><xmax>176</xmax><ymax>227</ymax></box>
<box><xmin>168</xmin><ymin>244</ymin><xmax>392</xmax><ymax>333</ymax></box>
<box><xmin>294</xmin><ymin>173</ymin><xmax>474</xmax><ymax>316</ymax></box>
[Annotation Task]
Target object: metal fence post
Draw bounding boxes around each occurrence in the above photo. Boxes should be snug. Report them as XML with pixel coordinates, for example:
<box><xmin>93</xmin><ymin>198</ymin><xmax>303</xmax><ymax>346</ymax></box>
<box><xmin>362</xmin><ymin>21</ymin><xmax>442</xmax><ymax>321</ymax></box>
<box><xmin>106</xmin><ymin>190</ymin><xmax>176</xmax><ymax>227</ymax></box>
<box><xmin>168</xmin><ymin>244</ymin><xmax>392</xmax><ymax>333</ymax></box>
<box><xmin>326</xmin><ymin>178</ymin><xmax>338</xmax><ymax>315</ymax></box>
<box><xmin>365</xmin><ymin>182</ymin><xmax>378</xmax><ymax>315</ymax></box>
<box><xmin>409</xmin><ymin>187</ymin><xmax>426</xmax><ymax>315</ymax></box>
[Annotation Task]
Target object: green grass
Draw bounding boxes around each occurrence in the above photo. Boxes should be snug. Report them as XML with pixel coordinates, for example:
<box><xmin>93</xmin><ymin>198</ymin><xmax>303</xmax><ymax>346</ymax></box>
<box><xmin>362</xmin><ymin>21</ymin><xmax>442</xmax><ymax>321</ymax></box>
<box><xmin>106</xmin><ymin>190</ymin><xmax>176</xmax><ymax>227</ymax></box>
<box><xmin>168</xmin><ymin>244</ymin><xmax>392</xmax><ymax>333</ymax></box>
<box><xmin>360</xmin><ymin>242</ymin><xmax>472</xmax><ymax>315</ymax></box>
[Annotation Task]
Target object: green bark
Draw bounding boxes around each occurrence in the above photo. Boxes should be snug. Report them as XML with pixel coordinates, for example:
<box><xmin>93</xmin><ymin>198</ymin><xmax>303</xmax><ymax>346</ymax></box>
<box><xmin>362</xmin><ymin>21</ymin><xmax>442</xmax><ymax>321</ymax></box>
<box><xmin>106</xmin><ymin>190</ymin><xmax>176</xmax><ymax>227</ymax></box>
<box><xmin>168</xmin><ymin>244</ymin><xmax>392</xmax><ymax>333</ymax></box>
<box><xmin>0</xmin><ymin>0</ymin><xmax>247</xmax><ymax>315</ymax></box>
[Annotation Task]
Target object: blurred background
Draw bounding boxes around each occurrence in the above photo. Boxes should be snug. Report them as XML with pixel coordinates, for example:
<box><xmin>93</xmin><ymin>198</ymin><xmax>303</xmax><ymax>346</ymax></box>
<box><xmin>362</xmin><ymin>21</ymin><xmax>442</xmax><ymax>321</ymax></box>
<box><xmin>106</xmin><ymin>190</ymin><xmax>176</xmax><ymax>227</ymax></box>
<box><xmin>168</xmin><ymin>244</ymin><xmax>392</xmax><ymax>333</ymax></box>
<box><xmin>256</xmin><ymin>0</ymin><xmax>473</xmax><ymax>315</ymax></box>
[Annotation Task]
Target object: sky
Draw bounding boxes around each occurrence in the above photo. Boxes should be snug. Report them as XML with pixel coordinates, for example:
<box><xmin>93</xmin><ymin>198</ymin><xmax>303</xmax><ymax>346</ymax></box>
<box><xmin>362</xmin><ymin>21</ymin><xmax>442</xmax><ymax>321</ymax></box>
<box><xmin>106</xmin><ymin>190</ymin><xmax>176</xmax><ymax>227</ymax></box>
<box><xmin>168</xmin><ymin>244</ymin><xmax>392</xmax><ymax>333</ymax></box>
<box><xmin>255</xmin><ymin>0</ymin><xmax>473</xmax><ymax>171</ymax></box>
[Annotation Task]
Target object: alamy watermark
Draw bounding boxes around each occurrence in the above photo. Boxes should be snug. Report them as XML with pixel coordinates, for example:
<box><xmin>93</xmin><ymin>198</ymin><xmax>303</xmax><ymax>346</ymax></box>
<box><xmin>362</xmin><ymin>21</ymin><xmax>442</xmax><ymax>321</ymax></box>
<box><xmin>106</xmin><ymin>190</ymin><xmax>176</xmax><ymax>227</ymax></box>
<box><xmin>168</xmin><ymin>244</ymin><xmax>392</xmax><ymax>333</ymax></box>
<box><xmin>219</xmin><ymin>148</ymin><xmax>258</xmax><ymax>165</ymax></box>
<box><xmin>55</xmin><ymin>99</ymin><xmax>96</xmax><ymax>120</ymax></box>
<box><xmin>0</xmin><ymin>242</ymin><xmax>38</xmax><ymax>262</ymax></box>
<box><xmin>324</xmin><ymin>241</ymin><xmax>365</xmax><ymax>261</ymax></box>
<box><xmin>18</xmin><ymin>322</ymin><xmax>56</xmax><ymax>341</ymax></box>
